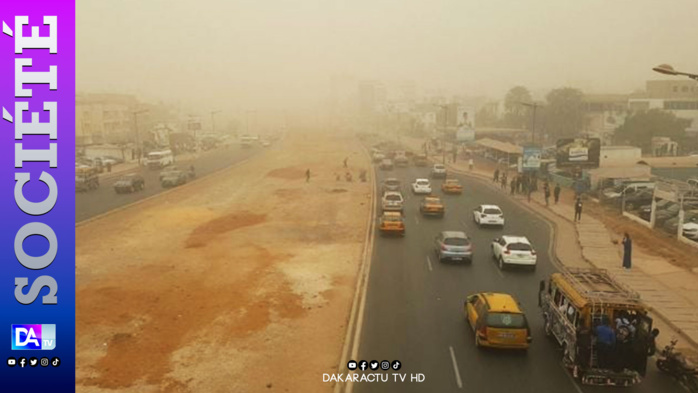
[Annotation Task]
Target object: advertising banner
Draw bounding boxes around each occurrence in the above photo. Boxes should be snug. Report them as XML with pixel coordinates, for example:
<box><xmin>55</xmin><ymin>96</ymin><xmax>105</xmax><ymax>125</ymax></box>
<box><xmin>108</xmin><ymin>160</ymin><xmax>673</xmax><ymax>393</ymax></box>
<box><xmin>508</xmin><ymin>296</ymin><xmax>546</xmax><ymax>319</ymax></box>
<box><xmin>0</xmin><ymin>2</ymin><xmax>75</xmax><ymax>391</ymax></box>
<box><xmin>456</xmin><ymin>127</ymin><xmax>475</xmax><ymax>142</ymax></box>
<box><xmin>555</xmin><ymin>138</ymin><xmax>601</xmax><ymax>168</ymax></box>
<box><xmin>522</xmin><ymin>146</ymin><xmax>542</xmax><ymax>171</ymax></box>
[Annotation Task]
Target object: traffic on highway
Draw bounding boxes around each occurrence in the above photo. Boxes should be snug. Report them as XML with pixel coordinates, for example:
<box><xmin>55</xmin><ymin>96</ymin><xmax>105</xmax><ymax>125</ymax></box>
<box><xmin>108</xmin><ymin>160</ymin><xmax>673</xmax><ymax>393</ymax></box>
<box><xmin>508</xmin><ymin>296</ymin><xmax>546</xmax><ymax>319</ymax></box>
<box><xmin>75</xmin><ymin>143</ymin><xmax>263</xmax><ymax>222</ymax></box>
<box><xmin>349</xmin><ymin>142</ymin><xmax>685</xmax><ymax>393</ymax></box>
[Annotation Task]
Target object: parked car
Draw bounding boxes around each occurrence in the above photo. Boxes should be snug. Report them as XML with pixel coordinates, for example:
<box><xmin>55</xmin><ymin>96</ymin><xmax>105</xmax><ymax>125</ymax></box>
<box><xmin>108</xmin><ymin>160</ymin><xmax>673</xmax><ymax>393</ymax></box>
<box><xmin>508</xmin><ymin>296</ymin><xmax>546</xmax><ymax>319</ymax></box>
<box><xmin>434</xmin><ymin>231</ymin><xmax>472</xmax><ymax>262</ymax></box>
<box><xmin>491</xmin><ymin>236</ymin><xmax>537</xmax><ymax>270</ymax></box>
<box><xmin>654</xmin><ymin>203</ymin><xmax>680</xmax><ymax>226</ymax></box>
<box><xmin>663</xmin><ymin>211</ymin><xmax>698</xmax><ymax>235</ymax></box>
<box><xmin>160</xmin><ymin>171</ymin><xmax>188</xmax><ymax>188</ymax></box>
<box><xmin>431</xmin><ymin>163</ymin><xmax>447</xmax><ymax>178</ymax></box>
<box><xmin>639</xmin><ymin>199</ymin><xmax>672</xmax><ymax>221</ymax></box>
<box><xmin>682</xmin><ymin>221</ymin><xmax>698</xmax><ymax>240</ymax></box>
<box><xmin>464</xmin><ymin>292</ymin><xmax>531</xmax><ymax>349</ymax></box>
<box><xmin>381</xmin><ymin>178</ymin><xmax>402</xmax><ymax>194</ymax></box>
<box><xmin>381</xmin><ymin>191</ymin><xmax>404</xmax><ymax>212</ymax></box>
<box><xmin>473</xmin><ymin>204</ymin><xmax>505</xmax><ymax>227</ymax></box>
<box><xmin>603</xmin><ymin>182</ymin><xmax>655</xmax><ymax>200</ymax></box>
<box><xmin>380</xmin><ymin>159</ymin><xmax>394</xmax><ymax>170</ymax></box>
<box><xmin>113</xmin><ymin>174</ymin><xmax>145</xmax><ymax>194</ymax></box>
<box><xmin>622</xmin><ymin>190</ymin><xmax>654</xmax><ymax>211</ymax></box>
<box><xmin>412</xmin><ymin>178</ymin><xmax>432</xmax><ymax>194</ymax></box>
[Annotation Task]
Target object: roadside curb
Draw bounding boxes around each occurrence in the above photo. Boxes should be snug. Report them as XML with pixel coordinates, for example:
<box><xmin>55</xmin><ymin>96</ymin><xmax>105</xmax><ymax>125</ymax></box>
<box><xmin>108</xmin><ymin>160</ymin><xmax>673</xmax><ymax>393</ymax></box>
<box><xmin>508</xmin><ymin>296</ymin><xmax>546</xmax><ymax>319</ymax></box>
<box><xmin>445</xmin><ymin>163</ymin><xmax>698</xmax><ymax>351</ymax></box>
<box><xmin>334</xmin><ymin>140</ymin><xmax>377</xmax><ymax>393</ymax></box>
<box><xmin>76</xmin><ymin>149</ymin><xmax>264</xmax><ymax>227</ymax></box>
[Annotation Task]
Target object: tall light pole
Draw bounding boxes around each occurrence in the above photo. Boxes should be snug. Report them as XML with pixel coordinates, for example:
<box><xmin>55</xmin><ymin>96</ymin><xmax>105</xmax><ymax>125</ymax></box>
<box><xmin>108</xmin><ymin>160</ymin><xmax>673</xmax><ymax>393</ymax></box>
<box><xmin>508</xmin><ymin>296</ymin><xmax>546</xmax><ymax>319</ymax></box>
<box><xmin>133</xmin><ymin>109</ymin><xmax>148</xmax><ymax>165</ymax></box>
<box><xmin>210</xmin><ymin>110</ymin><xmax>221</xmax><ymax>134</ymax></box>
<box><xmin>437</xmin><ymin>104</ymin><xmax>449</xmax><ymax>164</ymax></box>
<box><xmin>653</xmin><ymin>64</ymin><xmax>698</xmax><ymax>81</ymax></box>
<box><xmin>520</xmin><ymin>102</ymin><xmax>542</xmax><ymax>145</ymax></box>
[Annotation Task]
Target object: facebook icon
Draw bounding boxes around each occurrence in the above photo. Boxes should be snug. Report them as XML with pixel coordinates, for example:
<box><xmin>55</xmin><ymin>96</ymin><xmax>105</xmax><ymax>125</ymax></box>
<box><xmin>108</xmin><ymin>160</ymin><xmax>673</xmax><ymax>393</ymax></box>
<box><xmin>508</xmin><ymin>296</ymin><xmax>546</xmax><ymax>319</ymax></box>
<box><xmin>359</xmin><ymin>360</ymin><xmax>368</xmax><ymax>371</ymax></box>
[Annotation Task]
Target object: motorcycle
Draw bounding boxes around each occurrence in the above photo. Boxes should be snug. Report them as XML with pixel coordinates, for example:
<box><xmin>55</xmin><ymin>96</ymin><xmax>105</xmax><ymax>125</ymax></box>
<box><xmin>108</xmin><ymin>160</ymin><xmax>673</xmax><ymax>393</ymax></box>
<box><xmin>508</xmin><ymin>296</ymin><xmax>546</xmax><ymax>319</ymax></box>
<box><xmin>656</xmin><ymin>339</ymin><xmax>698</xmax><ymax>392</ymax></box>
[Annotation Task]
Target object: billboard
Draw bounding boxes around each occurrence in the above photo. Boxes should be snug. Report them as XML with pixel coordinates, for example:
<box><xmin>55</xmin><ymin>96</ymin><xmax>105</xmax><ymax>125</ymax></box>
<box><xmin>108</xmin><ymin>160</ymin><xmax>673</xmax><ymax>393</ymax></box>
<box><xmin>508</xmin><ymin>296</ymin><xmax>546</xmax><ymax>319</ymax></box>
<box><xmin>456</xmin><ymin>106</ymin><xmax>475</xmax><ymax>129</ymax></box>
<box><xmin>555</xmin><ymin>138</ymin><xmax>601</xmax><ymax>168</ymax></box>
<box><xmin>456</xmin><ymin>128</ymin><xmax>475</xmax><ymax>142</ymax></box>
<box><xmin>522</xmin><ymin>146</ymin><xmax>542</xmax><ymax>171</ymax></box>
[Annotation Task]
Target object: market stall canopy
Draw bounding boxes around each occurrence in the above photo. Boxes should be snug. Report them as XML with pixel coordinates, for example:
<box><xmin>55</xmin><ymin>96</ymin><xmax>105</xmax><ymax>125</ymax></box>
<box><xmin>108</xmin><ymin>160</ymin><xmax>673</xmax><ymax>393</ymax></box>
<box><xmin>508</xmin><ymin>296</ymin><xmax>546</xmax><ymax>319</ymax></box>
<box><xmin>475</xmin><ymin>138</ymin><xmax>523</xmax><ymax>155</ymax></box>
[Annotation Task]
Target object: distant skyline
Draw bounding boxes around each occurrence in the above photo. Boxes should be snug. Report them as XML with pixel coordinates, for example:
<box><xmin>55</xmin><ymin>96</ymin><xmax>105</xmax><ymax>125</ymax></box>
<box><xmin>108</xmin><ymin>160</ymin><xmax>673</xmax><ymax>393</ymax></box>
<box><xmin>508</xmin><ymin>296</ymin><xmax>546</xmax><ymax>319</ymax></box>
<box><xmin>77</xmin><ymin>0</ymin><xmax>698</xmax><ymax>113</ymax></box>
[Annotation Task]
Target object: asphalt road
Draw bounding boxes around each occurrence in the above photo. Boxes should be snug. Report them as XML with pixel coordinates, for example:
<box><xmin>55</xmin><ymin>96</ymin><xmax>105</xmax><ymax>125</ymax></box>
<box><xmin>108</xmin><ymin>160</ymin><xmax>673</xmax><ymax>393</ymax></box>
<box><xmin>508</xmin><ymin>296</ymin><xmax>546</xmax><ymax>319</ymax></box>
<box><xmin>353</xmin><ymin>164</ymin><xmax>684</xmax><ymax>393</ymax></box>
<box><xmin>75</xmin><ymin>144</ymin><xmax>262</xmax><ymax>222</ymax></box>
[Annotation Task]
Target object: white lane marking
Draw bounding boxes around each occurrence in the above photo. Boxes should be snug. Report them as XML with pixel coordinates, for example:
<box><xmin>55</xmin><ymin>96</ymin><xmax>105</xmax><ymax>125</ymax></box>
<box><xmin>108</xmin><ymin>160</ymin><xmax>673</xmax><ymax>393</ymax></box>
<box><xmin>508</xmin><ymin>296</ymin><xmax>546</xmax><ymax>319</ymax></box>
<box><xmin>559</xmin><ymin>363</ymin><xmax>585</xmax><ymax>393</ymax></box>
<box><xmin>449</xmin><ymin>346</ymin><xmax>463</xmax><ymax>389</ymax></box>
<box><xmin>426</xmin><ymin>256</ymin><xmax>433</xmax><ymax>272</ymax></box>
<box><xmin>459</xmin><ymin>219</ymin><xmax>467</xmax><ymax>227</ymax></box>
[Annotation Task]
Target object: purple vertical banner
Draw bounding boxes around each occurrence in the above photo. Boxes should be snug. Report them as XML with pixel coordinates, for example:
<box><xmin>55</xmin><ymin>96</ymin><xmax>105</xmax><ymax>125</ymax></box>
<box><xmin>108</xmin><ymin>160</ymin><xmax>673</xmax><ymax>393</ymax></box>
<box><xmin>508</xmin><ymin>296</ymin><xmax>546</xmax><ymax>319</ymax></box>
<box><xmin>0</xmin><ymin>1</ymin><xmax>75</xmax><ymax>392</ymax></box>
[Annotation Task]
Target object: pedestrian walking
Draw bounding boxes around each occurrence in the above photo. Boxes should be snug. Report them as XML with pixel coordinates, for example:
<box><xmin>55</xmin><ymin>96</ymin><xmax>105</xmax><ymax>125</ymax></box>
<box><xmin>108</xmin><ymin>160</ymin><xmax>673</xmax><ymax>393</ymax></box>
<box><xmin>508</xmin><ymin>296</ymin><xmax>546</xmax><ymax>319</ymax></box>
<box><xmin>306</xmin><ymin>169</ymin><xmax>310</xmax><ymax>183</ymax></box>
<box><xmin>501</xmin><ymin>173</ymin><xmax>507</xmax><ymax>190</ymax></box>
<box><xmin>554</xmin><ymin>183</ymin><xmax>561</xmax><ymax>204</ymax></box>
<box><xmin>510</xmin><ymin>178</ymin><xmax>516</xmax><ymax>195</ymax></box>
<box><xmin>622</xmin><ymin>233</ymin><xmax>632</xmax><ymax>269</ymax></box>
<box><xmin>493</xmin><ymin>168</ymin><xmax>500</xmax><ymax>183</ymax></box>
<box><xmin>574</xmin><ymin>198</ymin><xmax>583</xmax><ymax>222</ymax></box>
<box><xmin>544</xmin><ymin>184</ymin><xmax>550</xmax><ymax>206</ymax></box>
<box><xmin>468</xmin><ymin>158</ymin><xmax>473</xmax><ymax>171</ymax></box>
<box><xmin>343</xmin><ymin>157</ymin><xmax>348</xmax><ymax>168</ymax></box>
<box><xmin>106</xmin><ymin>162</ymin><xmax>112</xmax><ymax>173</ymax></box>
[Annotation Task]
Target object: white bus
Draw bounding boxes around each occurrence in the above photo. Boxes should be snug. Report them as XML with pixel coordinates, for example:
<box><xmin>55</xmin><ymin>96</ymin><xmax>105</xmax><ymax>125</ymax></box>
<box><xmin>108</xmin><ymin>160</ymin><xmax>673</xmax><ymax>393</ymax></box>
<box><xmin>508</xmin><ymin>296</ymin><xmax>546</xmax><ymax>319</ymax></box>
<box><xmin>146</xmin><ymin>150</ymin><xmax>174</xmax><ymax>169</ymax></box>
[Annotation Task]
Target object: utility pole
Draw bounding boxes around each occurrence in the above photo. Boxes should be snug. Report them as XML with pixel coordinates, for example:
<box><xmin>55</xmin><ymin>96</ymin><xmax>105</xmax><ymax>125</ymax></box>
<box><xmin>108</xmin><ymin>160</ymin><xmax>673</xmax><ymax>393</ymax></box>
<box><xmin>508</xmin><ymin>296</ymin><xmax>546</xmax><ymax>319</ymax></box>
<box><xmin>437</xmin><ymin>104</ymin><xmax>449</xmax><ymax>164</ymax></box>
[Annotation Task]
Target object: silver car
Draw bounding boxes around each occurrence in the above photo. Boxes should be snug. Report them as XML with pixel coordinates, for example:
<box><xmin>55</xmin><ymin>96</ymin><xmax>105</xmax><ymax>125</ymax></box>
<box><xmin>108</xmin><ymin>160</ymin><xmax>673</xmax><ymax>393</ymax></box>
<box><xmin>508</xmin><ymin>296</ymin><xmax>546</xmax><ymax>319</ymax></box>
<box><xmin>434</xmin><ymin>231</ymin><xmax>473</xmax><ymax>263</ymax></box>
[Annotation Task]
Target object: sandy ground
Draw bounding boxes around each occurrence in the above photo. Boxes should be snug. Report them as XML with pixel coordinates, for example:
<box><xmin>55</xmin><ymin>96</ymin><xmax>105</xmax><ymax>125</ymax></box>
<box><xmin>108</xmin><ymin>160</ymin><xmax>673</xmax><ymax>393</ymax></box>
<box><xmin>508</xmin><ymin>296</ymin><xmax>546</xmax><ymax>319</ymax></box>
<box><xmin>76</xmin><ymin>131</ymin><xmax>371</xmax><ymax>393</ymax></box>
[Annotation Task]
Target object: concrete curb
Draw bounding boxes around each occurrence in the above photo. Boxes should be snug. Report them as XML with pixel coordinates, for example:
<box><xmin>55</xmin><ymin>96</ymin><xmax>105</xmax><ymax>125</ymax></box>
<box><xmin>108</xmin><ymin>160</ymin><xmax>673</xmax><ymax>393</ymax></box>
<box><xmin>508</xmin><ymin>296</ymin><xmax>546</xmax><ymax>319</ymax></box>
<box><xmin>76</xmin><ymin>150</ymin><xmax>265</xmax><ymax>227</ymax></box>
<box><xmin>445</xmin><ymin>162</ymin><xmax>698</xmax><ymax>351</ymax></box>
<box><xmin>334</xmin><ymin>141</ymin><xmax>377</xmax><ymax>393</ymax></box>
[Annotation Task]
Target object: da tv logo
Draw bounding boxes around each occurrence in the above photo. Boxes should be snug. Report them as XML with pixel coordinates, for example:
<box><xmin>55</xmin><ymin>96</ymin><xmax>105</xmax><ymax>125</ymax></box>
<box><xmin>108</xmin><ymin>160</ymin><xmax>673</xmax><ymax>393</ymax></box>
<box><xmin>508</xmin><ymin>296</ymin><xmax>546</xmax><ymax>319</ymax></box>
<box><xmin>11</xmin><ymin>324</ymin><xmax>56</xmax><ymax>350</ymax></box>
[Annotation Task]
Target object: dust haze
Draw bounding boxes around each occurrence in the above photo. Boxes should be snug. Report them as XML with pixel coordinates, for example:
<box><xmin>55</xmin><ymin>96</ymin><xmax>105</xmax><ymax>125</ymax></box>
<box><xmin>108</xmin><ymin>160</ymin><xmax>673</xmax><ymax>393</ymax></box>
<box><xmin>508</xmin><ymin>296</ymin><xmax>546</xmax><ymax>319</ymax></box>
<box><xmin>77</xmin><ymin>0</ymin><xmax>697</xmax><ymax>116</ymax></box>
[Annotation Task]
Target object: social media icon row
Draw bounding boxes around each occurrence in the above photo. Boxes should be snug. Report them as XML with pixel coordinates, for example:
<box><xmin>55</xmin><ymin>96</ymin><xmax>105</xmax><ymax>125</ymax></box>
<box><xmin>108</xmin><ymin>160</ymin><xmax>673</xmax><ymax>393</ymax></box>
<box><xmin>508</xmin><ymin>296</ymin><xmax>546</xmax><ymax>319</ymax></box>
<box><xmin>7</xmin><ymin>357</ymin><xmax>60</xmax><ymax>368</ymax></box>
<box><xmin>347</xmin><ymin>360</ymin><xmax>401</xmax><ymax>371</ymax></box>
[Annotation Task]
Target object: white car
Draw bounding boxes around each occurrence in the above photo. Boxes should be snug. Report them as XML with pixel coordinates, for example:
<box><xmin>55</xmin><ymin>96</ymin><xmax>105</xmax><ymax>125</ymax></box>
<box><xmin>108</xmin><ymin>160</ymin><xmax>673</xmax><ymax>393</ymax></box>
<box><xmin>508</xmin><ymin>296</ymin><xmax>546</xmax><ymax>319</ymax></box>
<box><xmin>431</xmin><ymin>164</ymin><xmax>447</xmax><ymax>178</ymax></box>
<box><xmin>412</xmin><ymin>178</ymin><xmax>432</xmax><ymax>194</ymax></box>
<box><xmin>683</xmin><ymin>222</ymin><xmax>698</xmax><ymax>240</ymax></box>
<box><xmin>473</xmin><ymin>204</ymin><xmax>505</xmax><ymax>227</ymax></box>
<box><xmin>381</xmin><ymin>191</ymin><xmax>404</xmax><ymax>212</ymax></box>
<box><xmin>491</xmin><ymin>236</ymin><xmax>537</xmax><ymax>270</ymax></box>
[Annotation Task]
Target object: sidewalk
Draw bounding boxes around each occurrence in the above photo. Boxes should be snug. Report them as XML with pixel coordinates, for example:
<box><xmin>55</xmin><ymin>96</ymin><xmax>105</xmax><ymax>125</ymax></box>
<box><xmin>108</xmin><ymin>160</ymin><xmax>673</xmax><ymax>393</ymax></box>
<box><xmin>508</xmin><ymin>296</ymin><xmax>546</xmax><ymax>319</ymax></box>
<box><xmin>399</xmin><ymin>135</ymin><xmax>698</xmax><ymax>353</ymax></box>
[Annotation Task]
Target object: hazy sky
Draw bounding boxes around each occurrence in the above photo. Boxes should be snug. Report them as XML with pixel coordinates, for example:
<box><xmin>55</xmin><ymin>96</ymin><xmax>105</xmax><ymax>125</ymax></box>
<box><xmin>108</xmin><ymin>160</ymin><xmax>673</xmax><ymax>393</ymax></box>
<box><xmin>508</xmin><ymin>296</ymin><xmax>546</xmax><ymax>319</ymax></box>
<box><xmin>77</xmin><ymin>0</ymin><xmax>698</xmax><ymax>113</ymax></box>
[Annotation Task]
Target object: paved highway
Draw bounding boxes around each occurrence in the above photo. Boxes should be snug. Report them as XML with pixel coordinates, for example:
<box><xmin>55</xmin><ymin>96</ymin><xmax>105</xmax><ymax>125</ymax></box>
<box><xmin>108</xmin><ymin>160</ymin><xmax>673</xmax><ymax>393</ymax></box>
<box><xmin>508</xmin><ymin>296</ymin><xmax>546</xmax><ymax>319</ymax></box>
<box><xmin>75</xmin><ymin>144</ymin><xmax>262</xmax><ymax>222</ymax></box>
<box><xmin>352</xmin><ymin>164</ymin><xmax>683</xmax><ymax>393</ymax></box>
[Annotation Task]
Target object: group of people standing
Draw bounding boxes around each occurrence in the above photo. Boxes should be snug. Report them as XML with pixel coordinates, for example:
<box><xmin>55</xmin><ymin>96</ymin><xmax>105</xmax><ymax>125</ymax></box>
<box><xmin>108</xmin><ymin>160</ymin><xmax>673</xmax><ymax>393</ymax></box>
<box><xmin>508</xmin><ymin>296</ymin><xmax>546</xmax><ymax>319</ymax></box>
<box><xmin>493</xmin><ymin>168</ymin><xmax>561</xmax><ymax>205</ymax></box>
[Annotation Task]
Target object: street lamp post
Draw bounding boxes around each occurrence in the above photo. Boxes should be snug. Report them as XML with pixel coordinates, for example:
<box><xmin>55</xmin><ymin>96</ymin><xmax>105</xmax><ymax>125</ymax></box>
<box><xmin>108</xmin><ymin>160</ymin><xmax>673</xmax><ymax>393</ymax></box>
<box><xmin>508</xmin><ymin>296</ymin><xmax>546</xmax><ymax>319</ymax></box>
<box><xmin>437</xmin><ymin>104</ymin><xmax>448</xmax><ymax>164</ymax></box>
<box><xmin>653</xmin><ymin>64</ymin><xmax>698</xmax><ymax>81</ymax></box>
<box><xmin>133</xmin><ymin>109</ymin><xmax>148</xmax><ymax>166</ymax></box>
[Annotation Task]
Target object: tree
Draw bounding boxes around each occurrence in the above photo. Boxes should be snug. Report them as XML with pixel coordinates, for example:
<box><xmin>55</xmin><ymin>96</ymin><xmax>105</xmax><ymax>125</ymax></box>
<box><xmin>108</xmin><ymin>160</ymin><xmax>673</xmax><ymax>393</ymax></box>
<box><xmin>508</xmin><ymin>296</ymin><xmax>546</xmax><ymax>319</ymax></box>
<box><xmin>475</xmin><ymin>106</ymin><xmax>500</xmax><ymax>127</ymax></box>
<box><xmin>544</xmin><ymin>87</ymin><xmax>586</xmax><ymax>139</ymax></box>
<box><xmin>614</xmin><ymin>109</ymin><xmax>690</xmax><ymax>153</ymax></box>
<box><xmin>503</xmin><ymin>86</ymin><xmax>532</xmax><ymax>128</ymax></box>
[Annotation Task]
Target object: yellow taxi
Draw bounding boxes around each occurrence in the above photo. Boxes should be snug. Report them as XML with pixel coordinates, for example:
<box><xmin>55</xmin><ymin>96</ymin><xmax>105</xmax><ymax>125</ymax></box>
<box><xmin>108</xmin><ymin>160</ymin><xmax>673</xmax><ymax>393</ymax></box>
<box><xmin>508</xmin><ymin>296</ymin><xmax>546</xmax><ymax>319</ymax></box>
<box><xmin>378</xmin><ymin>211</ymin><xmax>405</xmax><ymax>236</ymax></box>
<box><xmin>441</xmin><ymin>178</ymin><xmax>463</xmax><ymax>194</ymax></box>
<box><xmin>419</xmin><ymin>195</ymin><xmax>445</xmax><ymax>217</ymax></box>
<box><xmin>464</xmin><ymin>292</ymin><xmax>532</xmax><ymax>350</ymax></box>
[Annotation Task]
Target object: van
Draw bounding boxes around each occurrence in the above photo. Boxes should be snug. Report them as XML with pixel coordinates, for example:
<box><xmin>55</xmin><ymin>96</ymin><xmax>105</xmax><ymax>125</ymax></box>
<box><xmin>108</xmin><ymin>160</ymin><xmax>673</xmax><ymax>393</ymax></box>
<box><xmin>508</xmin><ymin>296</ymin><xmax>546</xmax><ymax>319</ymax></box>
<box><xmin>465</xmin><ymin>292</ymin><xmax>531</xmax><ymax>349</ymax></box>
<box><xmin>146</xmin><ymin>150</ymin><xmax>174</xmax><ymax>169</ymax></box>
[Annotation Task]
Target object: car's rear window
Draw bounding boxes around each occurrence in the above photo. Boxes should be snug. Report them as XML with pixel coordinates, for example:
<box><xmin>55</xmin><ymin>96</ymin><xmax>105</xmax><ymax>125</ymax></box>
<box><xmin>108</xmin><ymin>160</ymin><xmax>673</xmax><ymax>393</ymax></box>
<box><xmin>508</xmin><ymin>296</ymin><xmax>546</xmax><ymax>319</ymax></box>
<box><xmin>386</xmin><ymin>194</ymin><xmax>402</xmax><ymax>201</ymax></box>
<box><xmin>383</xmin><ymin>216</ymin><xmax>402</xmax><ymax>222</ymax></box>
<box><xmin>484</xmin><ymin>208</ymin><xmax>502</xmax><ymax>215</ymax></box>
<box><xmin>386</xmin><ymin>180</ymin><xmax>400</xmax><ymax>186</ymax></box>
<box><xmin>444</xmin><ymin>237</ymin><xmax>469</xmax><ymax>246</ymax></box>
<box><xmin>417</xmin><ymin>181</ymin><xmax>429</xmax><ymax>186</ymax></box>
<box><xmin>486</xmin><ymin>313</ymin><xmax>527</xmax><ymax>329</ymax></box>
<box><xmin>508</xmin><ymin>242</ymin><xmax>532</xmax><ymax>251</ymax></box>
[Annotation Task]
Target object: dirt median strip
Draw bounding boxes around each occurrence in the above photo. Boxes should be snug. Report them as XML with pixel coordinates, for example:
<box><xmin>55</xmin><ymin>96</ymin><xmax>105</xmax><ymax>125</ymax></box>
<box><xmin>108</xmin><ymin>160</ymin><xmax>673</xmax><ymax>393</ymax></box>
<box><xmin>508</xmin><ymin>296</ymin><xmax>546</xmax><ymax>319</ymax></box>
<box><xmin>76</xmin><ymin>131</ymin><xmax>371</xmax><ymax>393</ymax></box>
